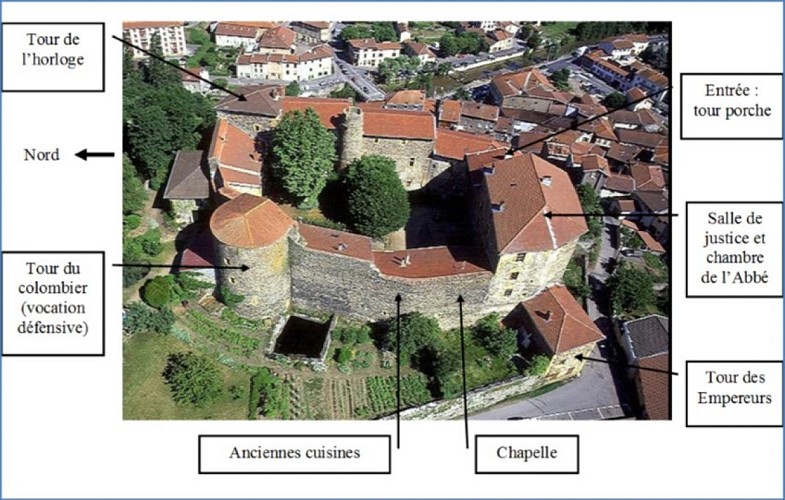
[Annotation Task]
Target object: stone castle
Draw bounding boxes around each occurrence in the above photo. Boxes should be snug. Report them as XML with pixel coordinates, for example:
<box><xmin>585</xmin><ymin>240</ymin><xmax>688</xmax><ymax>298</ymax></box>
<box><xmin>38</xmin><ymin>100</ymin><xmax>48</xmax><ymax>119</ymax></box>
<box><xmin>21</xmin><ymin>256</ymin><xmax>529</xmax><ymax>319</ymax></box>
<box><xmin>186</xmin><ymin>85</ymin><xmax>591</xmax><ymax>330</ymax></box>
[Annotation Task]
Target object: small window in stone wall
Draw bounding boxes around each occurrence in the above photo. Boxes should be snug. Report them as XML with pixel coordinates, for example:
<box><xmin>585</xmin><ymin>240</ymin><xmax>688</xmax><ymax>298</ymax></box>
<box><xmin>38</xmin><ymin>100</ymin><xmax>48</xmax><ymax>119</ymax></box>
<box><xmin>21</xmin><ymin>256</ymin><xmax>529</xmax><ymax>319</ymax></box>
<box><xmin>253</xmin><ymin>124</ymin><xmax>262</xmax><ymax>133</ymax></box>
<box><xmin>503</xmin><ymin>289</ymin><xmax>513</xmax><ymax>297</ymax></box>
<box><xmin>409</xmin><ymin>157</ymin><xmax>416</xmax><ymax>167</ymax></box>
<box><xmin>516</xmin><ymin>253</ymin><xmax>526</xmax><ymax>262</ymax></box>
<box><xmin>510</xmin><ymin>272</ymin><xmax>519</xmax><ymax>280</ymax></box>
<box><xmin>229</xmin><ymin>277</ymin><xmax>236</xmax><ymax>284</ymax></box>
<box><xmin>402</xmin><ymin>139</ymin><xmax>408</xmax><ymax>145</ymax></box>
<box><xmin>224</xmin><ymin>258</ymin><xmax>231</xmax><ymax>265</ymax></box>
<box><xmin>374</xmin><ymin>138</ymin><xmax>380</xmax><ymax>144</ymax></box>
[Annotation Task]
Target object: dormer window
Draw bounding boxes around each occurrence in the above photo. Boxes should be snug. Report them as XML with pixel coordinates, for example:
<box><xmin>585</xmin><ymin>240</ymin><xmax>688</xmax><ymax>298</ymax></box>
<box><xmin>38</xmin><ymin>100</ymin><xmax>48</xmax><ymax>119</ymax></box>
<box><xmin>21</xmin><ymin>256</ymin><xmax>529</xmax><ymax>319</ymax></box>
<box><xmin>491</xmin><ymin>201</ymin><xmax>505</xmax><ymax>213</ymax></box>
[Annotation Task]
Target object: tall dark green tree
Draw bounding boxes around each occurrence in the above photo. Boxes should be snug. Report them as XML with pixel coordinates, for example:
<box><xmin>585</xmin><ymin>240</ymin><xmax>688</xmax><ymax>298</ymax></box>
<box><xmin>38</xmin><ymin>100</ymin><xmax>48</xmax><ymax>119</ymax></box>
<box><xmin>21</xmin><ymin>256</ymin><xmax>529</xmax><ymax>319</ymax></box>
<box><xmin>384</xmin><ymin>312</ymin><xmax>441</xmax><ymax>367</ymax></box>
<box><xmin>270</xmin><ymin>108</ymin><xmax>337</xmax><ymax>208</ymax></box>
<box><xmin>343</xmin><ymin>155</ymin><xmax>410</xmax><ymax>238</ymax></box>
<box><xmin>603</xmin><ymin>92</ymin><xmax>626</xmax><ymax>109</ymax></box>
<box><xmin>146</xmin><ymin>33</ymin><xmax>181</xmax><ymax>89</ymax></box>
<box><xmin>607</xmin><ymin>262</ymin><xmax>656</xmax><ymax>317</ymax></box>
<box><xmin>470</xmin><ymin>313</ymin><xmax>518</xmax><ymax>359</ymax></box>
<box><xmin>123</xmin><ymin>154</ymin><xmax>147</xmax><ymax>215</ymax></box>
<box><xmin>163</xmin><ymin>352</ymin><xmax>223</xmax><ymax>407</ymax></box>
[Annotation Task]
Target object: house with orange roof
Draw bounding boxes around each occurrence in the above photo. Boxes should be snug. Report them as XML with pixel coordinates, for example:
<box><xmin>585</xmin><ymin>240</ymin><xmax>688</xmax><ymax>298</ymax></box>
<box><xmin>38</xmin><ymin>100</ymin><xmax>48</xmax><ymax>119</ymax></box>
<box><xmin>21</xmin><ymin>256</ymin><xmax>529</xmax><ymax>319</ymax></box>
<box><xmin>473</xmin><ymin>153</ymin><xmax>588</xmax><ymax>307</ymax></box>
<box><xmin>257</xmin><ymin>25</ymin><xmax>298</xmax><ymax>55</ymax></box>
<box><xmin>213</xmin><ymin>22</ymin><xmax>263</xmax><ymax>50</ymax></box>
<box><xmin>403</xmin><ymin>41</ymin><xmax>437</xmax><ymax>64</ymax></box>
<box><xmin>510</xmin><ymin>284</ymin><xmax>605</xmax><ymax>381</ymax></box>
<box><xmin>490</xmin><ymin>67</ymin><xmax>555</xmax><ymax>109</ymax></box>
<box><xmin>236</xmin><ymin>45</ymin><xmax>333</xmax><ymax>82</ymax></box>
<box><xmin>207</xmin><ymin>118</ymin><xmax>263</xmax><ymax>197</ymax></box>
<box><xmin>347</xmin><ymin>38</ymin><xmax>402</xmax><ymax>68</ymax></box>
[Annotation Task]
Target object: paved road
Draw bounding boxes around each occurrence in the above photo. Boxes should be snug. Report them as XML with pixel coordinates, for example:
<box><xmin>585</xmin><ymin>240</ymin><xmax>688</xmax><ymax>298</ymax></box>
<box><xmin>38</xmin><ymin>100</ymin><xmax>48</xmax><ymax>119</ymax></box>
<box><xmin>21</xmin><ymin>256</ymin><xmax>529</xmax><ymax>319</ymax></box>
<box><xmin>471</xmin><ymin>342</ymin><xmax>624</xmax><ymax>420</ymax></box>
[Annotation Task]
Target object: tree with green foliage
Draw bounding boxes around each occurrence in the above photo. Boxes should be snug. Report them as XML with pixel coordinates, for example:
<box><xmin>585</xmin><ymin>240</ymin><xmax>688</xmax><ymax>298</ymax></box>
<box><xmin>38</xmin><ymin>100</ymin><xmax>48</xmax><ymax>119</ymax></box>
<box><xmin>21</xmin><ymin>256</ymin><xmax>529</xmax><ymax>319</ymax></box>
<box><xmin>330</xmin><ymin>84</ymin><xmax>359</xmax><ymax>100</ymax></box>
<box><xmin>123</xmin><ymin>302</ymin><xmax>175</xmax><ymax>335</ymax></box>
<box><xmin>122</xmin><ymin>240</ymin><xmax>149</xmax><ymax>287</ymax></box>
<box><xmin>137</xmin><ymin>227</ymin><xmax>164</xmax><ymax>256</ymax></box>
<box><xmin>335</xmin><ymin>346</ymin><xmax>355</xmax><ymax>365</ymax></box>
<box><xmin>607</xmin><ymin>262</ymin><xmax>656</xmax><ymax>317</ymax></box>
<box><xmin>285</xmin><ymin>80</ymin><xmax>301</xmax><ymax>96</ymax></box>
<box><xmin>270</xmin><ymin>108</ymin><xmax>337</xmax><ymax>208</ymax></box>
<box><xmin>439</xmin><ymin>32</ymin><xmax>459</xmax><ymax>57</ymax></box>
<box><xmin>123</xmin><ymin>154</ymin><xmax>147</xmax><ymax>215</ymax></box>
<box><xmin>621</xmin><ymin>226</ymin><xmax>646</xmax><ymax>250</ymax></box>
<box><xmin>575</xmin><ymin>184</ymin><xmax>603</xmax><ymax>240</ymax></box>
<box><xmin>249</xmin><ymin>367</ymin><xmax>288</xmax><ymax>419</ymax></box>
<box><xmin>563</xmin><ymin>259</ymin><xmax>591</xmax><ymax>302</ymax></box>
<box><xmin>550</xmin><ymin>68</ymin><xmax>571</xmax><ymax>90</ymax></box>
<box><xmin>163</xmin><ymin>352</ymin><xmax>223</xmax><ymax>407</ymax></box>
<box><xmin>432</xmin><ymin>342</ymin><xmax>463</xmax><ymax>398</ymax></box>
<box><xmin>470</xmin><ymin>313</ymin><xmax>518</xmax><ymax>359</ymax></box>
<box><xmin>452</xmin><ymin>87</ymin><xmax>471</xmax><ymax>101</ymax></box>
<box><xmin>370</xmin><ymin>22</ymin><xmax>397</xmax><ymax>42</ymax></box>
<box><xmin>524</xmin><ymin>354</ymin><xmax>551</xmax><ymax>376</ymax></box>
<box><xmin>527</xmin><ymin>31</ymin><xmax>542</xmax><ymax>50</ymax></box>
<box><xmin>456</xmin><ymin>31</ymin><xmax>488</xmax><ymax>55</ymax></box>
<box><xmin>377</xmin><ymin>55</ymin><xmax>421</xmax><ymax>85</ymax></box>
<box><xmin>385</xmin><ymin>312</ymin><xmax>441</xmax><ymax>368</ymax></box>
<box><xmin>142</xmin><ymin>275</ymin><xmax>172</xmax><ymax>309</ymax></box>
<box><xmin>145</xmin><ymin>33</ymin><xmax>181</xmax><ymax>89</ymax></box>
<box><xmin>640</xmin><ymin>44</ymin><xmax>669</xmax><ymax>73</ymax></box>
<box><xmin>343</xmin><ymin>155</ymin><xmax>410</xmax><ymax>238</ymax></box>
<box><xmin>603</xmin><ymin>91</ymin><xmax>626</xmax><ymax>109</ymax></box>
<box><xmin>340</xmin><ymin>24</ymin><xmax>373</xmax><ymax>42</ymax></box>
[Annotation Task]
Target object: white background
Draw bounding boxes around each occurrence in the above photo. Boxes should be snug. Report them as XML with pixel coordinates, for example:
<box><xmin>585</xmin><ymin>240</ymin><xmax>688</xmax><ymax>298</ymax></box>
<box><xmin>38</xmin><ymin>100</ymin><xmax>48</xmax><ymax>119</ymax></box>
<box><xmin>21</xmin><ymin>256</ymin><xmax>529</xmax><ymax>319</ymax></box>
<box><xmin>1</xmin><ymin>2</ymin><xmax>783</xmax><ymax>498</ymax></box>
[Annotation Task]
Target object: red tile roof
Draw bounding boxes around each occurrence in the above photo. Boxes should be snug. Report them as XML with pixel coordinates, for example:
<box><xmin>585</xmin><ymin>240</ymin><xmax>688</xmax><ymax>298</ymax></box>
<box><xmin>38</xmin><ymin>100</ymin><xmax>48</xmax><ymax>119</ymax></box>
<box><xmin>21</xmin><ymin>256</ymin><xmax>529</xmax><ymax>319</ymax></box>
<box><xmin>491</xmin><ymin>68</ymin><xmax>554</xmax><ymax>98</ymax></box>
<box><xmin>180</xmin><ymin>230</ymin><xmax>216</xmax><ymax>268</ymax></box>
<box><xmin>208</xmin><ymin>119</ymin><xmax>262</xmax><ymax>174</ymax></box>
<box><xmin>348</xmin><ymin>38</ymin><xmax>402</xmax><ymax>51</ymax></box>
<box><xmin>604</xmin><ymin>173</ymin><xmax>636</xmax><ymax>193</ymax></box>
<box><xmin>259</xmin><ymin>25</ymin><xmax>297</xmax><ymax>49</ymax></box>
<box><xmin>484</xmin><ymin>153</ymin><xmax>587</xmax><ymax>253</ymax></box>
<box><xmin>638</xmin><ymin>352</ymin><xmax>670</xmax><ymax>420</ymax></box>
<box><xmin>434</xmin><ymin>129</ymin><xmax>508</xmax><ymax>161</ymax></box>
<box><xmin>521</xmin><ymin>285</ymin><xmax>605</xmax><ymax>354</ymax></box>
<box><xmin>385</xmin><ymin>89</ymin><xmax>426</xmax><ymax>107</ymax></box>
<box><xmin>581</xmin><ymin>154</ymin><xmax>611</xmax><ymax>176</ymax></box>
<box><xmin>461</xmin><ymin>101</ymin><xmax>500</xmax><ymax>122</ymax></box>
<box><xmin>216</xmin><ymin>84</ymin><xmax>284</xmax><ymax>117</ymax></box>
<box><xmin>404</xmin><ymin>41</ymin><xmax>436</xmax><ymax>58</ymax></box>
<box><xmin>362</xmin><ymin>108</ymin><xmax>435</xmax><ymax>140</ymax></box>
<box><xmin>298</xmin><ymin>223</ymin><xmax>374</xmax><ymax>262</ymax></box>
<box><xmin>214</xmin><ymin>22</ymin><xmax>259</xmax><ymax>38</ymax></box>
<box><xmin>616</xmin><ymin>129</ymin><xmax>666</xmax><ymax>149</ymax></box>
<box><xmin>282</xmin><ymin>96</ymin><xmax>351</xmax><ymax>129</ymax></box>
<box><xmin>164</xmin><ymin>150</ymin><xmax>209</xmax><ymax>200</ymax></box>
<box><xmin>438</xmin><ymin>100</ymin><xmax>462</xmax><ymax>124</ymax></box>
<box><xmin>123</xmin><ymin>21</ymin><xmax>183</xmax><ymax>29</ymax></box>
<box><xmin>210</xmin><ymin>194</ymin><xmax>293</xmax><ymax>248</ymax></box>
<box><xmin>630</xmin><ymin>162</ymin><xmax>666</xmax><ymax>191</ymax></box>
<box><xmin>373</xmin><ymin>246</ymin><xmax>490</xmax><ymax>279</ymax></box>
<box><xmin>218</xmin><ymin>166</ymin><xmax>260</xmax><ymax>187</ymax></box>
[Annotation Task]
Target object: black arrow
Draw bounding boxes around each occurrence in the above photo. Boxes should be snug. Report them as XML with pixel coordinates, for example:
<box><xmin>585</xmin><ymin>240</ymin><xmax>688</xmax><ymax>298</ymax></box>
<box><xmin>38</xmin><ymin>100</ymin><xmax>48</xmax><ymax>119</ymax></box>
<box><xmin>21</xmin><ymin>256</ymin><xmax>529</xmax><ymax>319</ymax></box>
<box><xmin>576</xmin><ymin>353</ymin><xmax>678</xmax><ymax>375</ymax></box>
<box><xmin>113</xmin><ymin>35</ymin><xmax>247</xmax><ymax>102</ymax></box>
<box><xmin>113</xmin><ymin>263</ymin><xmax>250</xmax><ymax>272</ymax></box>
<box><xmin>457</xmin><ymin>295</ymin><xmax>469</xmax><ymax>450</ymax></box>
<box><xmin>515</xmin><ymin>86</ymin><xmax>672</xmax><ymax>152</ymax></box>
<box><xmin>545</xmin><ymin>211</ymin><xmax>678</xmax><ymax>219</ymax></box>
<box><xmin>394</xmin><ymin>293</ymin><xmax>402</xmax><ymax>449</ymax></box>
<box><xmin>76</xmin><ymin>149</ymin><xmax>115</xmax><ymax>161</ymax></box>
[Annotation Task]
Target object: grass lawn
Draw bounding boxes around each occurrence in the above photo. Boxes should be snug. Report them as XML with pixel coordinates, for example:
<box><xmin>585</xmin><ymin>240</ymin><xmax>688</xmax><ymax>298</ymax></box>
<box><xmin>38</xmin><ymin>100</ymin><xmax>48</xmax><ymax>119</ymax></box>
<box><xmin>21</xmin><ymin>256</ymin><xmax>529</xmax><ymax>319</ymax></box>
<box><xmin>540</xmin><ymin>22</ymin><xmax>578</xmax><ymax>41</ymax></box>
<box><xmin>123</xmin><ymin>331</ymin><xmax>250</xmax><ymax>420</ymax></box>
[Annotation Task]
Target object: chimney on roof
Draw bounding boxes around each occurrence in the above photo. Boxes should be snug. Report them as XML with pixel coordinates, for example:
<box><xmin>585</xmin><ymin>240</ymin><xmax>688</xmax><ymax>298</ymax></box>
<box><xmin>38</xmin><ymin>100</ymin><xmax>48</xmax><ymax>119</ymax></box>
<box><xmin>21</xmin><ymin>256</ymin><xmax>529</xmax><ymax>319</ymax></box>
<box><xmin>492</xmin><ymin>201</ymin><xmax>505</xmax><ymax>213</ymax></box>
<box><xmin>483</xmin><ymin>164</ymin><xmax>495</xmax><ymax>175</ymax></box>
<box><xmin>544</xmin><ymin>310</ymin><xmax>552</xmax><ymax>322</ymax></box>
<box><xmin>271</xmin><ymin>87</ymin><xmax>282</xmax><ymax>100</ymax></box>
<box><xmin>337</xmin><ymin>242</ymin><xmax>348</xmax><ymax>252</ymax></box>
<box><xmin>404</xmin><ymin>254</ymin><xmax>411</xmax><ymax>265</ymax></box>
<box><xmin>540</xmin><ymin>175</ymin><xmax>552</xmax><ymax>187</ymax></box>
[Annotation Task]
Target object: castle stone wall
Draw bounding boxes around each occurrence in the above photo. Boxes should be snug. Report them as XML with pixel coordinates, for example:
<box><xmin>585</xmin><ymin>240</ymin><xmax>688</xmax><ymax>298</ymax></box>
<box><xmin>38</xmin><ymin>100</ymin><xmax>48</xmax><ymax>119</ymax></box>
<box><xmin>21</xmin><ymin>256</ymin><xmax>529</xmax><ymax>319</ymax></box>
<box><xmin>485</xmin><ymin>239</ymin><xmax>579</xmax><ymax>310</ymax></box>
<box><xmin>216</xmin><ymin>110</ymin><xmax>278</xmax><ymax>136</ymax></box>
<box><xmin>290</xmin><ymin>241</ymin><xmax>493</xmax><ymax>329</ymax></box>
<box><xmin>360</xmin><ymin>137</ymin><xmax>433</xmax><ymax>190</ymax></box>
<box><xmin>214</xmin><ymin>235</ymin><xmax>291</xmax><ymax>320</ymax></box>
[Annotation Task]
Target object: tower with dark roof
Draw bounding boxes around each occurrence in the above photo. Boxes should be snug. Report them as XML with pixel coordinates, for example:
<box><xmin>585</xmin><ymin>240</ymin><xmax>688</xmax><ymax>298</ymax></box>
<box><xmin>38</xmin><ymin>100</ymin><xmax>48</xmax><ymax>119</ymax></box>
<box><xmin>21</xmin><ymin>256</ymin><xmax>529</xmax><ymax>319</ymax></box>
<box><xmin>210</xmin><ymin>194</ymin><xmax>294</xmax><ymax>319</ymax></box>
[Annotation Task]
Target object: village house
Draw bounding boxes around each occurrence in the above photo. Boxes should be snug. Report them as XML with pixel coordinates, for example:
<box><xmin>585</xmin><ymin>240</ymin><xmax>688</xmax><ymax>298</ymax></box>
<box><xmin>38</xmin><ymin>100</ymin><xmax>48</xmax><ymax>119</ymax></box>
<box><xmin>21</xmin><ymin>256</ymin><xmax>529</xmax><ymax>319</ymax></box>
<box><xmin>347</xmin><ymin>38</ymin><xmax>402</xmax><ymax>67</ymax></box>
<box><xmin>403</xmin><ymin>41</ymin><xmax>437</xmax><ymax>64</ymax></box>
<box><xmin>213</xmin><ymin>22</ymin><xmax>263</xmax><ymax>50</ymax></box>
<box><xmin>122</xmin><ymin>21</ymin><xmax>186</xmax><ymax>58</ymax></box>
<box><xmin>290</xmin><ymin>21</ymin><xmax>331</xmax><ymax>44</ymax></box>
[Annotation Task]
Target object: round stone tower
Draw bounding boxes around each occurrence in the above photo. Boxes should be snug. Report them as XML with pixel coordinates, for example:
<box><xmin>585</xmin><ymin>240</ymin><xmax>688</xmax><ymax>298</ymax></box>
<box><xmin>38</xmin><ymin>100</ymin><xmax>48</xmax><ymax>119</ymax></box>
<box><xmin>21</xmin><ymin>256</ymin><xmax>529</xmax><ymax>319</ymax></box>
<box><xmin>340</xmin><ymin>106</ymin><xmax>364</xmax><ymax>169</ymax></box>
<box><xmin>210</xmin><ymin>193</ymin><xmax>294</xmax><ymax>319</ymax></box>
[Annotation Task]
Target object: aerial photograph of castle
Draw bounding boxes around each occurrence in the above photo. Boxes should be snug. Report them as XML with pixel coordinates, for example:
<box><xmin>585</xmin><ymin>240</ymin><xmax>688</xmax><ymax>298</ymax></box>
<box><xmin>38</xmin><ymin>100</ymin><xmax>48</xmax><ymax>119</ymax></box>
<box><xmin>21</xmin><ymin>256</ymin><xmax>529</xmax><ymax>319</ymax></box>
<box><xmin>121</xmin><ymin>20</ymin><xmax>671</xmax><ymax>421</ymax></box>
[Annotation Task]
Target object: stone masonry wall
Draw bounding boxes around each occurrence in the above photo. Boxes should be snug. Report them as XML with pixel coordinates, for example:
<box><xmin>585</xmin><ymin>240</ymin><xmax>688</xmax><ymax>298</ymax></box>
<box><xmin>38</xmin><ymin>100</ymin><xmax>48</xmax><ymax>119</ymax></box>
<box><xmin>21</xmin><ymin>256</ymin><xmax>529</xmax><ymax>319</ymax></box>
<box><xmin>215</xmin><ymin>235</ymin><xmax>291</xmax><ymax>320</ymax></box>
<box><xmin>290</xmin><ymin>240</ymin><xmax>493</xmax><ymax>329</ymax></box>
<box><xmin>360</xmin><ymin>137</ymin><xmax>433</xmax><ymax>190</ymax></box>
<box><xmin>485</xmin><ymin>239</ymin><xmax>579</xmax><ymax>310</ymax></box>
<box><xmin>216</xmin><ymin>110</ymin><xmax>278</xmax><ymax>136</ymax></box>
<box><xmin>381</xmin><ymin>374</ymin><xmax>545</xmax><ymax>420</ymax></box>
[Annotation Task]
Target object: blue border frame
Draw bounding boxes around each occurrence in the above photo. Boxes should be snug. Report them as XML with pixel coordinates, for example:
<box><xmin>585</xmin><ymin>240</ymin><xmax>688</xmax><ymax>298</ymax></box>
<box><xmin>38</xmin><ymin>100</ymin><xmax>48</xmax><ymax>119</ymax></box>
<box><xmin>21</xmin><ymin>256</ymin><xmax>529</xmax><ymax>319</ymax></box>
<box><xmin>0</xmin><ymin>2</ymin><xmax>783</xmax><ymax>499</ymax></box>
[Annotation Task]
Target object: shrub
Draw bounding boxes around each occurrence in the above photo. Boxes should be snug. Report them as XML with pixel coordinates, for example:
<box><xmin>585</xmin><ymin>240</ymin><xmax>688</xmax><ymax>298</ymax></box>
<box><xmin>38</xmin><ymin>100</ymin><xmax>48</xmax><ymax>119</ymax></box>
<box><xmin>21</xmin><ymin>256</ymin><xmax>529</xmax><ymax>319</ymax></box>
<box><xmin>142</xmin><ymin>276</ymin><xmax>172</xmax><ymax>309</ymax></box>
<box><xmin>163</xmin><ymin>352</ymin><xmax>223</xmax><ymax>407</ymax></box>
<box><xmin>123</xmin><ymin>302</ymin><xmax>175</xmax><ymax>335</ymax></box>
<box><xmin>470</xmin><ymin>313</ymin><xmax>518</xmax><ymax>359</ymax></box>
<box><xmin>219</xmin><ymin>286</ymin><xmax>245</xmax><ymax>308</ymax></box>
<box><xmin>137</xmin><ymin>228</ymin><xmax>164</xmax><ymax>257</ymax></box>
<box><xmin>525</xmin><ymin>355</ymin><xmax>551</xmax><ymax>376</ymax></box>
<box><xmin>248</xmin><ymin>368</ymin><xmax>288</xmax><ymax>419</ymax></box>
